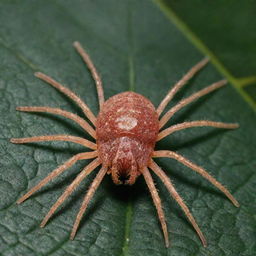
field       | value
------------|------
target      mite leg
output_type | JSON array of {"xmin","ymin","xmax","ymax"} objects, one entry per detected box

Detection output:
[
  {"xmin": 159, "ymin": 80, "xmax": 227, "ymax": 129},
  {"xmin": 70, "ymin": 165, "xmax": 108, "ymax": 239},
  {"xmin": 35, "ymin": 72, "xmax": 96, "ymax": 125},
  {"xmin": 41, "ymin": 158, "xmax": 101, "ymax": 227},
  {"xmin": 16, "ymin": 106, "xmax": 96, "ymax": 139},
  {"xmin": 153, "ymin": 150, "xmax": 239, "ymax": 207},
  {"xmin": 157, "ymin": 58, "xmax": 209, "ymax": 116},
  {"xmin": 17, "ymin": 152, "xmax": 97, "ymax": 204},
  {"xmin": 149, "ymin": 160, "xmax": 207, "ymax": 247},
  {"xmin": 10, "ymin": 135, "xmax": 97, "ymax": 150},
  {"xmin": 158, "ymin": 121, "xmax": 239, "ymax": 141},
  {"xmin": 73, "ymin": 41, "xmax": 105, "ymax": 109},
  {"xmin": 141, "ymin": 167, "xmax": 169, "ymax": 247}
]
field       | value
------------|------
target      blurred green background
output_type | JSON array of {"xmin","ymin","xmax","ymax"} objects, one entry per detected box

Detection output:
[{"xmin": 0, "ymin": 1, "xmax": 255, "ymax": 256}]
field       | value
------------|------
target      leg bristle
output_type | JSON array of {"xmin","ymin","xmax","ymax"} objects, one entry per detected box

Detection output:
[
  {"xmin": 73, "ymin": 41, "xmax": 79, "ymax": 47},
  {"xmin": 34, "ymin": 71, "xmax": 41, "ymax": 77},
  {"xmin": 10, "ymin": 138, "xmax": 18, "ymax": 143}
]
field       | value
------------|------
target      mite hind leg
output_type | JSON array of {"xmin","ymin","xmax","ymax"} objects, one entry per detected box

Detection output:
[
  {"xmin": 153, "ymin": 150, "xmax": 239, "ymax": 207},
  {"xmin": 41, "ymin": 158, "xmax": 101, "ymax": 227},
  {"xmin": 35, "ymin": 72, "xmax": 96, "ymax": 125},
  {"xmin": 149, "ymin": 160, "xmax": 207, "ymax": 247},
  {"xmin": 70, "ymin": 165, "xmax": 108, "ymax": 239},
  {"xmin": 142, "ymin": 167, "xmax": 169, "ymax": 247}
]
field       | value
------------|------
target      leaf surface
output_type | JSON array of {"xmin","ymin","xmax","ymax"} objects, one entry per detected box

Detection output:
[{"xmin": 0, "ymin": 1, "xmax": 255, "ymax": 256}]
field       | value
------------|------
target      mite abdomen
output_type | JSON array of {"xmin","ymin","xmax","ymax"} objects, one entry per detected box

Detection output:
[{"xmin": 97, "ymin": 92, "xmax": 159, "ymax": 141}]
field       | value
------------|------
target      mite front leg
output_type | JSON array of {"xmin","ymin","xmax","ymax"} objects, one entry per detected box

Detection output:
[
  {"xmin": 35, "ymin": 72, "xmax": 97, "ymax": 125},
  {"xmin": 16, "ymin": 106, "xmax": 96, "ymax": 138},
  {"xmin": 73, "ymin": 41, "xmax": 105, "ymax": 109}
]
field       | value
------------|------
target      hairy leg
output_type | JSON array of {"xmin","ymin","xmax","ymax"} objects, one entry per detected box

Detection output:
[
  {"xmin": 159, "ymin": 80, "xmax": 227, "ymax": 129},
  {"xmin": 157, "ymin": 58, "xmax": 209, "ymax": 116},
  {"xmin": 158, "ymin": 121, "xmax": 239, "ymax": 141},
  {"xmin": 153, "ymin": 150, "xmax": 239, "ymax": 207},
  {"xmin": 141, "ymin": 167, "xmax": 169, "ymax": 247},
  {"xmin": 41, "ymin": 158, "xmax": 101, "ymax": 227},
  {"xmin": 17, "ymin": 151, "xmax": 98, "ymax": 204},
  {"xmin": 70, "ymin": 165, "xmax": 108, "ymax": 239},
  {"xmin": 16, "ymin": 106, "xmax": 96, "ymax": 139},
  {"xmin": 73, "ymin": 41, "xmax": 105, "ymax": 109},
  {"xmin": 35, "ymin": 72, "xmax": 97, "ymax": 125},
  {"xmin": 11, "ymin": 135, "xmax": 97, "ymax": 150},
  {"xmin": 149, "ymin": 160, "xmax": 207, "ymax": 247}
]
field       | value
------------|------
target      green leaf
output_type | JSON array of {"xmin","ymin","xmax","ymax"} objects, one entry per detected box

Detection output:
[
  {"xmin": 0, "ymin": 1, "xmax": 255, "ymax": 256},
  {"xmin": 154, "ymin": 0, "xmax": 256, "ymax": 110}
]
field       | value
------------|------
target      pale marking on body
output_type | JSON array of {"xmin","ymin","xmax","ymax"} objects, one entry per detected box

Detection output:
[{"xmin": 115, "ymin": 115, "xmax": 138, "ymax": 130}]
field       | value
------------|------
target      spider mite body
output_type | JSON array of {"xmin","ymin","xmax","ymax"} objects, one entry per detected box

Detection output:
[
  {"xmin": 97, "ymin": 92, "xmax": 159, "ymax": 185},
  {"xmin": 11, "ymin": 41, "xmax": 240, "ymax": 248}
]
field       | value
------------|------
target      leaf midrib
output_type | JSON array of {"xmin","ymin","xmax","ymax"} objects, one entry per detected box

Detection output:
[
  {"xmin": 121, "ymin": 5, "xmax": 136, "ymax": 255},
  {"xmin": 152, "ymin": 0, "xmax": 256, "ymax": 112}
]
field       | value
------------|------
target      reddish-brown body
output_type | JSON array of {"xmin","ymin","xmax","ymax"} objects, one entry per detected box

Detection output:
[{"xmin": 96, "ymin": 92, "xmax": 159, "ymax": 184}]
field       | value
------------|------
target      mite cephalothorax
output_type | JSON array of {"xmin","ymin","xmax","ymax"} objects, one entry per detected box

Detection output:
[{"xmin": 11, "ymin": 42, "xmax": 239, "ymax": 247}]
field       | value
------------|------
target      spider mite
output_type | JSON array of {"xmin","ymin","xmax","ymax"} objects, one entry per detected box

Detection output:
[{"xmin": 11, "ymin": 41, "xmax": 240, "ymax": 247}]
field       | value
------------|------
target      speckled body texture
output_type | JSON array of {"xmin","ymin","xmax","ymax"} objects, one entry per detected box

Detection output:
[{"xmin": 96, "ymin": 92, "xmax": 159, "ymax": 184}]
